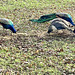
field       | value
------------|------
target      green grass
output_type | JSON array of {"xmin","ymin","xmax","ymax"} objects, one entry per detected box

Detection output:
[
  {"xmin": 0, "ymin": 0, "xmax": 75, "ymax": 75},
  {"xmin": 0, "ymin": 0, "xmax": 75, "ymax": 11}
]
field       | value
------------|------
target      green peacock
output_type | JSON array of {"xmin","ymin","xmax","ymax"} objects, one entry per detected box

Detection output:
[{"xmin": 29, "ymin": 13, "xmax": 75, "ymax": 26}]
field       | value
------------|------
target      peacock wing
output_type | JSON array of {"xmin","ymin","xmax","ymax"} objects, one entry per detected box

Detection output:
[
  {"xmin": 56, "ymin": 13, "xmax": 71, "ymax": 18},
  {"xmin": 0, "ymin": 18, "xmax": 13, "ymax": 25}
]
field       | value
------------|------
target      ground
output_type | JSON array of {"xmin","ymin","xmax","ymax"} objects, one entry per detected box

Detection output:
[{"xmin": 0, "ymin": 0, "xmax": 75, "ymax": 75}]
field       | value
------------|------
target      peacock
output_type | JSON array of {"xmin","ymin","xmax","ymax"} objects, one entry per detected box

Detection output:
[
  {"xmin": 47, "ymin": 18, "xmax": 75, "ymax": 33},
  {"xmin": 29, "ymin": 13, "xmax": 75, "ymax": 26},
  {"xmin": 0, "ymin": 18, "xmax": 16, "ymax": 33}
]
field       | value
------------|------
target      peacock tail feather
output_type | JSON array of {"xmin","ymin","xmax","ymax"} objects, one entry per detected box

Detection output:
[{"xmin": 29, "ymin": 13, "xmax": 57, "ymax": 23}]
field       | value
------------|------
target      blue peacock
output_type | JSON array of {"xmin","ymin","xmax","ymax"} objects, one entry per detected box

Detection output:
[
  {"xmin": 29, "ymin": 13, "xmax": 75, "ymax": 26},
  {"xmin": 0, "ymin": 18, "xmax": 16, "ymax": 33}
]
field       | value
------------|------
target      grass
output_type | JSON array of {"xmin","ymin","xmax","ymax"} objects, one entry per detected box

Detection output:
[
  {"xmin": 0, "ymin": 0, "xmax": 75, "ymax": 11},
  {"xmin": 0, "ymin": 0, "xmax": 75, "ymax": 75}
]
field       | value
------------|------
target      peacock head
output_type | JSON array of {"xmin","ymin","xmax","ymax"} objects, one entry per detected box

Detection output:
[{"xmin": 9, "ymin": 25, "xmax": 16, "ymax": 33}]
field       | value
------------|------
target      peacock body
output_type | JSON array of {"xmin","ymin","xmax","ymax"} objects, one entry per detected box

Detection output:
[
  {"xmin": 0, "ymin": 18, "xmax": 16, "ymax": 33},
  {"xmin": 56, "ymin": 13, "xmax": 75, "ymax": 25},
  {"xmin": 47, "ymin": 18, "xmax": 75, "ymax": 33}
]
